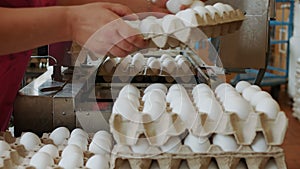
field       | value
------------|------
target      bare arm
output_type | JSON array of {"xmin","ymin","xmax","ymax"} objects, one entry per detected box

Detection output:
[
  {"xmin": 57, "ymin": 0, "xmax": 169, "ymax": 13},
  {"xmin": 0, "ymin": 2, "xmax": 148, "ymax": 56},
  {"xmin": 0, "ymin": 6, "xmax": 71, "ymax": 55}
]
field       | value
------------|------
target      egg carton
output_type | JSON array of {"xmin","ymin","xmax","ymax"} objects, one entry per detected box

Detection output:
[
  {"xmin": 110, "ymin": 144, "xmax": 286, "ymax": 169},
  {"xmin": 109, "ymin": 101, "xmax": 288, "ymax": 146},
  {"xmin": 0, "ymin": 131, "xmax": 104, "ymax": 169}
]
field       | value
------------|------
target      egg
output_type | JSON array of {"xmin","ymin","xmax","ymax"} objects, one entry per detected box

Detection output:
[
  {"xmin": 38, "ymin": 144, "xmax": 59, "ymax": 158},
  {"xmin": 251, "ymin": 133, "xmax": 268, "ymax": 152},
  {"xmin": 144, "ymin": 83, "xmax": 168, "ymax": 94},
  {"xmin": 180, "ymin": 0, "xmax": 193, "ymax": 5},
  {"xmin": 172, "ymin": 99, "xmax": 198, "ymax": 129},
  {"xmin": 118, "ymin": 93, "xmax": 140, "ymax": 107},
  {"xmin": 255, "ymin": 98, "xmax": 280, "ymax": 119},
  {"xmin": 205, "ymin": 5, "xmax": 220, "ymax": 19},
  {"xmin": 242, "ymin": 85, "xmax": 261, "ymax": 101},
  {"xmin": 93, "ymin": 130, "xmax": 113, "ymax": 144},
  {"xmin": 166, "ymin": 0, "xmax": 181, "ymax": 13},
  {"xmin": 213, "ymin": 3, "xmax": 230, "ymax": 16},
  {"xmin": 61, "ymin": 144, "xmax": 83, "ymax": 159},
  {"xmin": 119, "ymin": 84, "xmax": 140, "ymax": 98},
  {"xmin": 147, "ymin": 57, "xmax": 156, "ymax": 65},
  {"xmin": 20, "ymin": 132, "xmax": 41, "ymax": 151},
  {"xmin": 113, "ymin": 97, "xmax": 140, "ymax": 122},
  {"xmin": 29, "ymin": 152, "xmax": 54, "ymax": 169},
  {"xmin": 68, "ymin": 135, "xmax": 88, "ymax": 151},
  {"xmin": 89, "ymin": 139, "xmax": 112, "ymax": 155},
  {"xmin": 117, "ymin": 55, "xmax": 131, "ymax": 71},
  {"xmin": 215, "ymin": 83, "xmax": 234, "ymax": 96},
  {"xmin": 265, "ymin": 159, "xmax": 278, "ymax": 169},
  {"xmin": 131, "ymin": 53, "xmax": 145, "ymax": 72},
  {"xmin": 175, "ymin": 54, "xmax": 184, "ymax": 62},
  {"xmin": 177, "ymin": 58, "xmax": 191, "ymax": 73},
  {"xmin": 162, "ymin": 58, "xmax": 177, "ymax": 74},
  {"xmin": 70, "ymin": 128, "xmax": 89, "ymax": 139},
  {"xmin": 140, "ymin": 17, "xmax": 162, "ymax": 36},
  {"xmin": 148, "ymin": 59, "xmax": 161, "ymax": 73},
  {"xmin": 190, "ymin": 0, "xmax": 205, "ymax": 8},
  {"xmin": 223, "ymin": 97, "xmax": 253, "ymax": 120},
  {"xmin": 196, "ymin": 97, "xmax": 223, "ymax": 120},
  {"xmin": 49, "ymin": 126, "xmax": 70, "ymax": 145},
  {"xmin": 250, "ymin": 91, "xmax": 272, "ymax": 107},
  {"xmin": 143, "ymin": 100, "xmax": 166, "ymax": 120},
  {"xmin": 184, "ymin": 134, "xmax": 211, "ymax": 153},
  {"xmin": 0, "ymin": 141, "xmax": 10, "ymax": 156},
  {"xmin": 167, "ymin": 89, "xmax": 189, "ymax": 104},
  {"xmin": 224, "ymin": 4, "xmax": 234, "ymax": 12},
  {"xmin": 58, "ymin": 153, "xmax": 84, "ymax": 169},
  {"xmin": 91, "ymin": 137, "xmax": 113, "ymax": 151},
  {"xmin": 212, "ymin": 134, "xmax": 238, "ymax": 152},
  {"xmin": 160, "ymin": 54, "xmax": 172, "ymax": 63},
  {"xmin": 193, "ymin": 6, "xmax": 210, "ymax": 23},
  {"xmin": 169, "ymin": 84, "xmax": 186, "ymax": 92},
  {"xmin": 176, "ymin": 9, "xmax": 199, "ymax": 27},
  {"xmin": 192, "ymin": 83, "xmax": 213, "ymax": 95},
  {"xmin": 85, "ymin": 154, "xmax": 110, "ymax": 169},
  {"xmin": 160, "ymin": 136, "xmax": 181, "ymax": 153},
  {"xmin": 162, "ymin": 15, "xmax": 185, "ymax": 34},
  {"xmin": 219, "ymin": 90, "xmax": 241, "ymax": 104},
  {"xmin": 130, "ymin": 138, "xmax": 150, "ymax": 154},
  {"xmin": 235, "ymin": 81, "xmax": 251, "ymax": 93}
]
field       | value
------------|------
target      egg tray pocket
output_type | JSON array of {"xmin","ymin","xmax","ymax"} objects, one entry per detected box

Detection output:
[
  {"xmin": 109, "ymin": 103, "xmax": 288, "ymax": 147},
  {"xmin": 110, "ymin": 144, "xmax": 286, "ymax": 169}
]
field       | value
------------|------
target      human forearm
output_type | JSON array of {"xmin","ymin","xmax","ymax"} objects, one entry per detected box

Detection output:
[{"xmin": 0, "ymin": 7, "xmax": 71, "ymax": 55}]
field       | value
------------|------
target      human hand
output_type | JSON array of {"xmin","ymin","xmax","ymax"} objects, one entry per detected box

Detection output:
[{"xmin": 66, "ymin": 2, "xmax": 148, "ymax": 57}]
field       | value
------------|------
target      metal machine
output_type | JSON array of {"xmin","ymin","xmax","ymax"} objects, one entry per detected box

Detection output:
[{"xmin": 13, "ymin": 0, "xmax": 274, "ymax": 136}]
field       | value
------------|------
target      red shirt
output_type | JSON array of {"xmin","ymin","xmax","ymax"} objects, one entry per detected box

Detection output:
[{"xmin": 0, "ymin": 0, "xmax": 56, "ymax": 131}]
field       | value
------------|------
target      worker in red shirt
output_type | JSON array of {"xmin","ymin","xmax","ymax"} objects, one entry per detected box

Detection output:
[{"xmin": 0, "ymin": 0, "xmax": 169, "ymax": 131}]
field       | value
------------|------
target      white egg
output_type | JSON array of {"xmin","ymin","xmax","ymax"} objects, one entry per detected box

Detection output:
[
  {"xmin": 70, "ymin": 128, "xmax": 89, "ymax": 139},
  {"xmin": 131, "ymin": 53, "xmax": 145, "ymax": 72},
  {"xmin": 223, "ymin": 97, "xmax": 252, "ymax": 120},
  {"xmin": 61, "ymin": 144, "xmax": 83, "ymax": 159},
  {"xmin": 91, "ymin": 137, "xmax": 113, "ymax": 151},
  {"xmin": 235, "ymin": 81, "xmax": 251, "ymax": 93},
  {"xmin": 162, "ymin": 15, "xmax": 185, "ymax": 34},
  {"xmin": 140, "ymin": 18, "xmax": 162, "ymax": 36},
  {"xmin": 215, "ymin": 83, "xmax": 234, "ymax": 96},
  {"xmin": 176, "ymin": 9, "xmax": 199, "ymax": 27},
  {"xmin": 169, "ymin": 84, "xmax": 186, "ymax": 92},
  {"xmin": 192, "ymin": 83, "xmax": 213, "ymax": 95},
  {"xmin": 103, "ymin": 57, "xmax": 116, "ymax": 73},
  {"xmin": 190, "ymin": 0, "xmax": 205, "ymax": 8},
  {"xmin": 193, "ymin": 91, "xmax": 215, "ymax": 104},
  {"xmin": 196, "ymin": 97, "xmax": 223, "ymax": 120},
  {"xmin": 89, "ymin": 140, "xmax": 112, "ymax": 155},
  {"xmin": 144, "ymin": 83, "xmax": 168, "ymax": 94},
  {"xmin": 119, "ymin": 84, "xmax": 140, "ymax": 98},
  {"xmin": 219, "ymin": 90, "xmax": 241, "ymax": 104},
  {"xmin": 30, "ymin": 152, "xmax": 54, "ymax": 169},
  {"xmin": 93, "ymin": 130, "xmax": 113, "ymax": 144},
  {"xmin": 147, "ymin": 57, "xmax": 156, "ymax": 65},
  {"xmin": 118, "ymin": 93, "xmax": 140, "ymax": 107},
  {"xmin": 112, "ymin": 97, "xmax": 140, "ymax": 121},
  {"xmin": 255, "ymin": 98, "xmax": 280, "ymax": 119},
  {"xmin": 160, "ymin": 54, "xmax": 172, "ymax": 63},
  {"xmin": 242, "ymin": 85, "xmax": 262, "ymax": 101},
  {"xmin": 20, "ymin": 132, "xmax": 41, "ymax": 151},
  {"xmin": 162, "ymin": 58, "xmax": 177, "ymax": 74},
  {"xmin": 177, "ymin": 58, "xmax": 191, "ymax": 73},
  {"xmin": 130, "ymin": 138, "xmax": 150, "ymax": 154},
  {"xmin": 184, "ymin": 134, "xmax": 211, "ymax": 153},
  {"xmin": 143, "ymin": 100, "xmax": 166, "ymax": 120},
  {"xmin": 175, "ymin": 54, "xmax": 184, "ymax": 62},
  {"xmin": 167, "ymin": 90, "xmax": 189, "ymax": 104},
  {"xmin": 58, "ymin": 153, "xmax": 83, "ymax": 169},
  {"xmin": 172, "ymin": 99, "xmax": 198, "ymax": 129},
  {"xmin": 38, "ymin": 144, "xmax": 59, "ymax": 158},
  {"xmin": 68, "ymin": 135, "xmax": 88, "ymax": 151},
  {"xmin": 148, "ymin": 59, "xmax": 161, "ymax": 72},
  {"xmin": 193, "ymin": 6, "xmax": 210, "ymax": 23},
  {"xmin": 143, "ymin": 89, "xmax": 166, "ymax": 101},
  {"xmin": 160, "ymin": 136, "xmax": 181, "ymax": 153},
  {"xmin": 49, "ymin": 126, "xmax": 70, "ymax": 145},
  {"xmin": 251, "ymin": 133, "xmax": 268, "ymax": 152},
  {"xmin": 180, "ymin": 0, "xmax": 193, "ymax": 5},
  {"xmin": 213, "ymin": 3, "xmax": 229, "ymax": 15},
  {"xmin": 250, "ymin": 91, "xmax": 272, "ymax": 107},
  {"xmin": 224, "ymin": 4, "xmax": 234, "ymax": 11},
  {"xmin": 265, "ymin": 159, "xmax": 278, "ymax": 169},
  {"xmin": 0, "ymin": 141, "xmax": 10, "ymax": 155},
  {"xmin": 212, "ymin": 134, "xmax": 238, "ymax": 152},
  {"xmin": 166, "ymin": 0, "xmax": 181, "ymax": 13},
  {"xmin": 86, "ymin": 154, "xmax": 110, "ymax": 169},
  {"xmin": 205, "ymin": 5, "xmax": 220, "ymax": 19}
]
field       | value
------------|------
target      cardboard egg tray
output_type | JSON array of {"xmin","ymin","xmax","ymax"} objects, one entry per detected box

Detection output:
[
  {"xmin": 143, "ymin": 9, "xmax": 245, "ymax": 49},
  {"xmin": 0, "ymin": 132, "xmax": 104, "ymax": 169},
  {"xmin": 109, "ymin": 85, "xmax": 288, "ymax": 146},
  {"xmin": 97, "ymin": 58, "xmax": 197, "ymax": 83},
  {"xmin": 110, "ymin": 144, "xmax": 287, "ymax": 169}
]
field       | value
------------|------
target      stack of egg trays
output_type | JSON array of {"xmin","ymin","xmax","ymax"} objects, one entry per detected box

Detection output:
[
  {"xmin": 0, "ymin": 131, "xmax": 94, "ymax": 169},
  {"xmin": 109, "ymin": 84, "xmax": 288, "ymax": 169},
  {"xmin": 292, "ymin": 59, "xmax": 300, "ymax": 120},
  {"xmin": 110, "ymin": 144, "xmax": 286, "ymax": 169},
  {"xmin": 144, "ymin": 9, "xmax": 245, "ymax": 49}
]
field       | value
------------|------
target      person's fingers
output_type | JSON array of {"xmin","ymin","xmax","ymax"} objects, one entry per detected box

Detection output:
[
  {"xmin": 109, "ymin": 45, "xmax": 130, "ymax": 57},
  {"xmin": 103, "ymin": 3, "xmax": 138, "ymax": 20},
  {"xmin": 152, "ymin": 0, "xmax": 168, "ymax": 8},
  {"xmin": 180, "ymin": 5, "xmax": 189, "ymax": 10},
  {"xmin": 152, "ymin": 7, "xmax": 170, "ymax": 14},
  {"xmin": 115, "ymin": 38, "xmax": 138, "ymax": 53}
]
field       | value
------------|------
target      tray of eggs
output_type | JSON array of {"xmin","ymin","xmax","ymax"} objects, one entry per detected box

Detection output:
[
  {"xmin": 0, "ymin": 128, "xmax": 114, "ymax": 169},
  {"xmin": 97, "ymin": 52, "xmax": 199, "ymax": 83},
  {"xmin": 109, "ymin": 82, "xmax": 288, "ymax": 147},
  {"xmin": 126, "ymin": 2, "xmax": 245, "ymax": 49}
]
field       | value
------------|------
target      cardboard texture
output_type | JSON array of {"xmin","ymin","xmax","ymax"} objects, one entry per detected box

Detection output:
[{"xmin": 110, "ymin": 84, "xmax": 288, "ymax": 146}]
